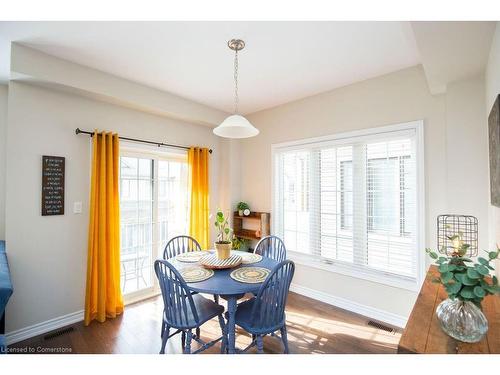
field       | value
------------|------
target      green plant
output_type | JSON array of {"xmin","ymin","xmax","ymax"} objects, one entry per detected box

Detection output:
[
  {"xmin": 214, "ymin": 210, "xmax": 232, "ymax": 244},
  {"xmin": 236, "ymin": 201, "xmax": 250, "ymax": 211},
  {"xmin": 426, "ymin": 233, "xmax": 499, "ymax": 306},
  {"xmin": 232, "ymin": 236, "xmax": 247, "ymax": 250}
]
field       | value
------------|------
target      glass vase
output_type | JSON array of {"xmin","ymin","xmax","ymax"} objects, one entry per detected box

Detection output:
[{"xmin": 436, "ymin": 298, "xmax": 488, "ymax": 343}]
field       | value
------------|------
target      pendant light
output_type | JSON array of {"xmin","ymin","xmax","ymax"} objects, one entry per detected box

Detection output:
[{"xmin": 213, "ymin": 39, "xmax": 259, "ymax": 139}]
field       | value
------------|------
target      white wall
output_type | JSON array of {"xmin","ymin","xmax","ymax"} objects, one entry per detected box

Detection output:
[
  {"xmin": 485, "ymin": 21, "xmax": 500, "ymax": 276},
  {"xmin": 239, "ymin": 65, "xmax": 490, "ymax": 318},
  {"xmin": 0, "ymin": 84, "xmax": 7, "ymax": 240},
  {"xmin": 445, "ymin": 75, "xmax": 490, "ymax": 250},
  {"xmin": 5, "ymin": 81, "xmax": 222, "ymax": 333}
]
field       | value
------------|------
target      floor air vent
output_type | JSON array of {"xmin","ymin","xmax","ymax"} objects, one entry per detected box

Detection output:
[
  {"xmin": 367, "ymin": 320, "xmax": 394, "ymax": 333},
  {"xmin": 43, "ymin": 326, "xmax": 75, "ymax": 340}
]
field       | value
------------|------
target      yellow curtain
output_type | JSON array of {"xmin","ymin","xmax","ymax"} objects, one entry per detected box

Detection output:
[
  {"xmin": 188, "ymin": 147, "xmax": 210, "ymax": 249},
  {"xmin": 84, "ymin": 131, "xmax": 123, "ymax": 326}
]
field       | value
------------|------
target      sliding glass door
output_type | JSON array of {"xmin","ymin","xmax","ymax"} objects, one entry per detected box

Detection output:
[{"xmin": 119, "ymin": 150, "xmax": 188, "ymax": 300}]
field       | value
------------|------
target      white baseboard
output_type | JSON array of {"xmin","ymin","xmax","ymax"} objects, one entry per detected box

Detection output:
[
  {"xmin": 5, "ymin": 310, "xmax": 84, "ymax": 345},
  {"xmin": 4, "ymin": 286, "xmax": 407, "ymax": 345},
  {"xmin": 290, "ymin": 283, "xmax": 408, "ymax": 328}
]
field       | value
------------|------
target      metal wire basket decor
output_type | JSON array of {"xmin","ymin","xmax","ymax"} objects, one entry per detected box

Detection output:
[{"xmin": 437, "ymin": 214, "xmax": 478, "ymax": 257}]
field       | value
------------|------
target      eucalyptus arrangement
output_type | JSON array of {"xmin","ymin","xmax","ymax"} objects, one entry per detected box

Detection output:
[
  {"xmin": 425, "ymin": 232, "xmax": 499, "ymax": 342},
  {"xmin": 214, "ymin": 210, "xmax": 232, "ymax": 260},
  {"xmin": 425, "ymin": 234, "xmax": 499, "ymax": 305}
]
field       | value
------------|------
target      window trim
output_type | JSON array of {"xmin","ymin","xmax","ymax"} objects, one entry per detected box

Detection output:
[{"xmin": 271, "ymin": 120, "xmax": 425, "ymax": 292}]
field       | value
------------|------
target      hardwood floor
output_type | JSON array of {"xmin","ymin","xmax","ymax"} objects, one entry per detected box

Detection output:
[{"xmin": 9, "ymin": 292, "xmax": 401, "ymax": 354}]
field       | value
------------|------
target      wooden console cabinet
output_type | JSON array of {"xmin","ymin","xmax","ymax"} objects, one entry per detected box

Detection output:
[
  {"xmin": 398, "ymin": 265, "xmax": 499, "ymax": 354},
  {"xmin": 233, "ymin": 211, "xmax": 270, "ymax": 241}
]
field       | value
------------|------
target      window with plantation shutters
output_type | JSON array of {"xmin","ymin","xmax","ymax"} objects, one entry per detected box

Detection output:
[{"xmin": 272, "ymin": 122, "xmax": 424, "ymax": 287}]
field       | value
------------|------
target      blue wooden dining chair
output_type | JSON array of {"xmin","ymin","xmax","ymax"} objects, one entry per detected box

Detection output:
[
  {"xmin": 154, "ymin": 259, "xmax": 227, "ymax": 354},
  {"xmin": 163, "ymin": 235, "xmax": 202, "ymax": 260},
  {"xmin": 228, "ymin": 260, "xmax": 295, "ymax": 354},
  {"xmin": 161, "ymin": 235, "xmax": 204, "ymax": 338},
  {"xmin": 254, "ymin": 235, "xmax": 287, "ymax": 262}
]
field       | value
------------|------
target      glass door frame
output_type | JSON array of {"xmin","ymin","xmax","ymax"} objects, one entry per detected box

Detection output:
[{"xmin": 119, "ymin": 146, "xmax": 188, "ymax": 305}]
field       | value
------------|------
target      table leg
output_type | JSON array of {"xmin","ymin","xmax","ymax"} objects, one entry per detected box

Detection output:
[{"xmin": 226, "ymin": 296, "xmax": 237, "ymax": 354}]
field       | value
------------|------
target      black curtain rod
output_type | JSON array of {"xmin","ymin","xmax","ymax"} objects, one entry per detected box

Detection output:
[{"xmin": 75, "ymin": 128, "xmax": 213, "ymax": 154}]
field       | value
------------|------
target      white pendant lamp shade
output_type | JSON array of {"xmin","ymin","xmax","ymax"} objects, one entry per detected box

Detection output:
[
  {"xmin": 213, "ymin": 114, "xmax": 259, "ymax": 138},
  {"xmin": 213, "ymin": 39, "xmax": 259, "ymax": 139}
]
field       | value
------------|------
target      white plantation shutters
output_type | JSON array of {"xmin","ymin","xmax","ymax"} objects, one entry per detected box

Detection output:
[{"xmin": 273, "ymin": 124, "xmax": 420, "ymax": 281}]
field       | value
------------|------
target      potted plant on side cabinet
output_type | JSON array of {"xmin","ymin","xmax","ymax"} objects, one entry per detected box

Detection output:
[
  {"xmin": 426, "ymin": 234, "xmax": 499, "ymax": 343},
  {"xmin": 237, "ymin": 201, "xmax": 250, "ymax": 216},
  {"xmin": 214, "ymin": 210, "xmax": 232, "ymax": 260},
  {"xmin": 232, "ymin": 235, "xmax": 248, "ymax": 251}
]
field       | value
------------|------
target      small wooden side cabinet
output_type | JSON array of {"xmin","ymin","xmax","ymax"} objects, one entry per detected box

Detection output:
[
  {"xmin": 398, "ymin": 265, "xmax": 499, "ymax": 354},
  {"xmin": 233, "ymin": 211, "xmax": 270, "ymax": 241}
]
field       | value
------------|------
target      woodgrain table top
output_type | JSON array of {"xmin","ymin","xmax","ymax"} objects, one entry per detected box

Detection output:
[{"xmin": 398, "ymin": 265, "xmax": 499, "ymax": 354}]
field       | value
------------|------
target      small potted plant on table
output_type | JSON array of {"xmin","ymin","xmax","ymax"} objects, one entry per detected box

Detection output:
[
  {"xmin": 426, "ymin": 233, "xmax": 499, "ymax": 343},
  {"xmin": 214, "ymin": 210, "xmax": 232, "ymax": 260}
]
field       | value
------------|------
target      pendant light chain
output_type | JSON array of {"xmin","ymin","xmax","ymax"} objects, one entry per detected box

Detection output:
[{"xmin": 234, "ymin": 49, "xmax": 239, "ymax": 114}]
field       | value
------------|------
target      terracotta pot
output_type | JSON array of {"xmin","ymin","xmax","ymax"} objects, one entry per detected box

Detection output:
[{"xmin": 215, "ymin": 242, "xmax": 231, "ymax": 260}]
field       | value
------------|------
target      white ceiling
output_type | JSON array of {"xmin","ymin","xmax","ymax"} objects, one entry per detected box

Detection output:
[{"xmin": 0, "ymin": 21, "xmax": 421, "ymax": 114}]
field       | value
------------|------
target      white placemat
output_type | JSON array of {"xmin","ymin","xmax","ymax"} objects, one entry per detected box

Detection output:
[
  {"xmin": 175, "ymin": 251, "xmax": 205, "ymax": 263},
  {"xmin": 239, "ymin": 252, "xmax": 263, "ymax": 265},
  {"xmin": 179, "ymin": 266, "xmax": 214, "ymax": 283},
  {"xmin": 230, "ymin": 267, "xmax": 270, "ymax": 284}
]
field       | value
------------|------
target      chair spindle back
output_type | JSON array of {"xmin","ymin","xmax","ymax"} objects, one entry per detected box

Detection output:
[
  {"xmin": 163, "ymin": 235, "xmax": 202, "ymax": 260},
  {"xmin": 154, "ymin": 260, "xmax": 199, "ymax": 328},
  {"xmin": 251, "ymin": 260, "xmax": 295, "ymax": 331},
  {"xmin": 254, "ymin": 235, "xmax": 286, "ymax": 262}
]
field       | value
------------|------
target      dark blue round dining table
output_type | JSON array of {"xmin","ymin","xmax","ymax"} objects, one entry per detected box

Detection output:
[{"xmin": 168, "ymin": 250, "xmax": 278, "ymax": 354}]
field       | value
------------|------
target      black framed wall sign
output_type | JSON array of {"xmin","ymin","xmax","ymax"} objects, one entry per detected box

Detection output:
[{"xmin": 41, "ymin": 155, "xmax": 65, "ymax": 216}]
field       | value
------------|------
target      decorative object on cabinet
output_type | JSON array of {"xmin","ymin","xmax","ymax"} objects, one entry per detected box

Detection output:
[
  {"xmin": 425, "ymin": 240, "xmax": 499, "ymax": 343},
  {"xmin": 236, "ymin": 201, "xmax": 250, "ymax": 217},
  {"xmin": 437, "ymin": 215, "xmax": 478, "ymax": 257}
]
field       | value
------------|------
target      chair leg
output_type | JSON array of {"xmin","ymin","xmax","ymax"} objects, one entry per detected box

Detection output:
[
  {"xmin": 256, "ymin": 335, "xmax": 264, "ymax": 354},
  {"xmin": 214, "ymin": 294, "xmax": 219, "ymax": 304},
  {"xmin": 280, "ymin": 325, "xmax": 290, "ymax": 354},
  {"xmin": 217, "ymin": 313, "xmax": 227, "ymax": 354},
  {"xmin": 184, "ymin": 330, "xmax": 193, "ymax": 354},
  {"xmin": 160, "ymin": 325, "xmax": 170, "ymax": 354},
  {"xmin": 160, "ymin": 316, "xmax": 165, "ymax": 338},
  {"xmin": 196, "ymin": 327, "xmax": 201, "ymax": 340},
  {"xmin": 181, "ymin": 331, "xmax": 186, "ymax": 351}
]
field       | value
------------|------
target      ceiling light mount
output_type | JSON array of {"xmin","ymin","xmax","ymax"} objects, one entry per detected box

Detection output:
[{"xmin": 228, "ymin": 39, "xmax": 245, "ymax": 52}]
